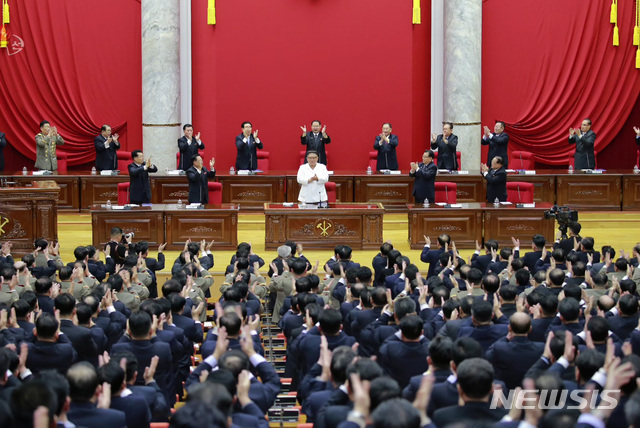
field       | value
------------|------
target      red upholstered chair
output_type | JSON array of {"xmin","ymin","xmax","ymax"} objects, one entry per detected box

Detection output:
[
  {"xmin": 117, "ymin": 182, "xmax": 130, "ymax": 205},
  {"xmin": 56, "ymin": 152, "xmax": 68, "ymax": 173},
  {"xmin": 636, "ymin": 150, "xmax": 639, "ymax": 167},
  {"xmin": 434, "ymin": 182, "xmax": 457, "ymax": 204},
  {"xmin": 506, "ymin": 182, "xmax": 534, "ymax": 203},
  {"xmin": 369, "ymin": 151, "xmax": 378, "ymax": 170},
  {"xmin": 300, "ymin": 150, "xmax": 329, "ymax": 165},
  {"xmin": 432, "ymin": 151, "xmax": 462, "ymax": 170},
  {"xmin": 207, "ymin": 182, "xmax": 222, "ymax": 204},
  {"xmin": 325, "ymin": 181, "xmax": 337, "ymax": 203},
  {"xmin": 150, "ymin": 423, "xmax": 170, "ymax": 428},
  {"xmin": 116, "ymin": 151, "xmax": 131, "ymax": 171},
  {"xmin": 257, "ymin": 151, "xmax": 269, "ymax": 172},
  {"xmin": 510, "ymin": 151, "xmax": 535, "ymax": 170},
  {"xmin": 176, "ymin": 152, "xmax": 181, "ymax": 169}
]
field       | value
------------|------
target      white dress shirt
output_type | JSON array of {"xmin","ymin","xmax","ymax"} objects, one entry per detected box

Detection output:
[{"xmin": 296, "ymin": 162, "xmax": 329, "ymax": 203}]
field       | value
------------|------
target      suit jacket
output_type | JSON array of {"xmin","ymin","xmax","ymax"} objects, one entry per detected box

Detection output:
[
  {"xmin": 484, "ymin": 166, "xmax": 507, "ymax": 202},
  {"xmin": 378, "ymin": 334, "xmax": 430, "ymax": 388},
  {"xmin": 94, "ymin": 134, "xmax": 120, "ymax": 171},
  {"xmin": 172, "ymin": 313, "xmax": 203, "ymax": 352},
  {"xmin": 110, "ymin": 340, "xmax": 174, "ymax": 404},
  {"xmin": 34, "ymin": 133, "xmax": 64, "ymax": 171},
  {"xmin": 482, "ymin": 132, "xmax": 509, "ymax": 167},
  {"xmin": 486, "ymin": 336, "xmax": 544, "ymax": 390},
  {"xmin": 37, "ymin": 295, "xmax": 55, "ymax": 315},
  {"xmin": 130, "ymin": 383, "xmax": 171, "ymax": 422},
  {"xmin": 26, "ymin": 340, "xmax": 77, "ymax": 373},
  {"xmin": 186, "ymin": 165, "xmax": 216, "ymax": 204},
  {"xmin": 457, "ymin": 323, "xmax": 509, "ymax": 352},
  {"xmin": 471, "ymin": 253, "xmax": 493, "ymax": 274},
  {"xmin": 431, "ymin": 134, "xmax": 458, "ymax": 170},
  {"xmin": 0, "ymin": 131, "xmax": 6, "ymax": 171},
  {"xmin": 110, "ymin": 395, "xmax": 151, "ymax": 428},
  {"xmin": 235, "ymin": 134, "xmax": 263, "ymax": 170},
  {"xmin": 373, "ymin": 134, "xmax": 399, "ymax": 170},
  {"xmin": 302, "ymin": 132, "xmax": 331, "ymax": 166},
  {"xmin": 433, "ymin": 402, "xmax": 508, "ymax": 427},
  {"xmin": 410, "ymin": 161, "xmax": 437, "ymax": 203},
  {"xmin": 68, "ymin": 402, "xmax": 127, "ymax": 428},
  {"xmin": 522, "ymin": 250, "xmax": 549, "ymax": 272},
  {"xmin": 177, "ymin": 136, "xmax": 205, "ymax": 170},
  {"xmin": 569, "ymin": 130, "xmax": 596, "ymax": 169},
  {"xmin": 59, "ymin": 319, "xmax": 99, "ymax": 366},
  {"xmin": 420, "ymin": 246, "xmax": 446, "ymax": 278},
  {"xmin": 128, "ymin": 162, "xmax": 157, "ymax": 204}
]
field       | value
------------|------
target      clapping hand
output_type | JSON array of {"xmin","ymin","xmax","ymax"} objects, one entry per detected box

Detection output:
[
  {"xmin": 253, "ymin": 130, "xmax": 259, "ymax": 140},
  {"xmin": 569, "ymin": 127, "xmax": 575, "ymax": 137},
  {"xmin": 210, "ymin": 158, "xmax": 215, "ymax": 169},
  {"xmin": 483, "ymin": 125, "xmax": 491, "ymax": 136},
  {"xmin": 300, "ymin": 125, "xmax": 307, "ymax": 134},
  {"xmin": 634, "ymin": 126, "xmax": 640, "ymax": 136}
]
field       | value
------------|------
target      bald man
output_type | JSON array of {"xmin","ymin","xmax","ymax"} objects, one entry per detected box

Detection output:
[{"xmin": 485, "ymin": 312, "xmax": 544, "ymax": 390}]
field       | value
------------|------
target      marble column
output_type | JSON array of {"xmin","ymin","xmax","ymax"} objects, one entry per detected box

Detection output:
[
  {"xmin": 443, "ymin": 0, "xmax": 482, "ymax": 170},
  {"xmin": 142, "ymin": 0, "xmax": 181, "ymax": 171}
]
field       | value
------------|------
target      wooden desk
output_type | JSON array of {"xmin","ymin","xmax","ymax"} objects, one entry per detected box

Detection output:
[
  {"xmin": 264, "ymin": 203, "xmax": 384, "ymax": 250},
  {"xmin": 0, "ymin": 187, "xmax": 59, "ymax": 256},
  {"xmin": 556, "ymin": 172, "xmax": 621, "ymax": 211},
  {"xmin": 622, "ymin": 173, "xmax": 640, "ymax": 210},
  {"xmin": 407, "ymin": 202, "xmax": 555, "ymax": 249},
  {"xmin": 81, "ymin": 173, "xmax": 129, "ymax": 210},
  {"xmin": 217, "ymin": 172, "xmax": 287, "ymax": 209},
  {"xmin": 90, "ymin": 204, "xmax": 239, "ymax": 250},
  {"xmin": 507, "ymin": 171, "xmax": 556, "ymax": 204},
  {"xmin": 286, "ymin": 174, "xmax": 354, "ymax": 203},
  {"xmin": 408, "ymin": 203, "xmax": 483, "ymax": 249},
  {"xmin": 10, "ymin": 173, "xmax": 80, "ymax": 211},
  {"xmin": 483, "ymin": 202, "xmax": 555, "ymax": 247}
]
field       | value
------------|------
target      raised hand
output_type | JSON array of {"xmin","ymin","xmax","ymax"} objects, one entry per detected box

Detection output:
[
  {"xmin": 253, "ymin": 130, "xmax": 259, "ymax": 140},
  {"xmin": 300, "ymin": 125, "xmax": 307, "ymax": 134}
]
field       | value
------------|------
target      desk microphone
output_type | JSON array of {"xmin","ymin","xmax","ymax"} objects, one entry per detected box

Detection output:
[
  {"xmin": 519, "ymin": 153, "xmax": 523, "ymax": 170},
  {"xmin": 517, "ymin": 185, "xmax": 521, "ymax": 202}
]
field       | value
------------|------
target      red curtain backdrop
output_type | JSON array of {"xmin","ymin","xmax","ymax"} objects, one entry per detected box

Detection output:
[
  {"xmin": 191, "ymin": 0, "xmax": 431, "ymax": 171},
  {"xmin": 0, "ymin": 0, "xmax": 142, "ymax": 170},
  {"xmin": 482, "ymin": 0, "xmax": 640, "ymax": 168}
]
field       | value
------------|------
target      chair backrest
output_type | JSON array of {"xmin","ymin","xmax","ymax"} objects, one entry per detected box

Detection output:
[
  {"xmin": 637, "ymin": 149, "xmax": 639, "ymax": 167},
  {"xmin": 510, "ymin": 151, "xmax": 535, "ymax": 170},
  {"xmin": 150, "ymin": 423, "xmax": 170, "ymax": 428},
  {"xmin": 432, "ymin": 151, "xmax": 462, "ymax": 170},
  {"xmin": 117, "ymin": 151, "xmax": 131, "ymax": 172},
  {"xmin": 325, "ymin": 181, "xmax": 337, "ymax": 203},
  {"xmin": 176, "ymin": 152, "xmax": 181, "ymax": 169},
  {"xmin": 56, "ymin": 152, "xmax": 68, "ymax": 173},
  {"xmin": 506, "ymin": 181, "xmax": 534, "ymax": 203},
  {"xmin": 368, "ymin": 151, "xmax": 378, "ymax": 170},
  {"xmin": 300, "ymin": 150, "xmax": 329, "ymax": 165},
  {"xmin": 207, "ymin": 182, "xmax": 222, "ymax": 204},
  {"xmin": 117, "ymin": 182, "xmax": 130, "ymax": 205},
  {"xmin": 257, "ymin": 150, "xmax": 269, "ymax": 172},
  {"xmin": 434, "ymin": 182, "xmax": 457, "ymax": 204}
]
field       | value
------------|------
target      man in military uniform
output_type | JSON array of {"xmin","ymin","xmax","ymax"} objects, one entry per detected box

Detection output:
[{"xmin": 35, "ymin": 120, "xmax": 65, "ymax": 171}]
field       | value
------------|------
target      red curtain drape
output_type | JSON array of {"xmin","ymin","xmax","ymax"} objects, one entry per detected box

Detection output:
[
  {"xmin": 482, "ymin": 0, "xmax": 640, "ymax": 165},
  {"xmin": 0, "ymin": 0, "xmax": 142, "ymax": 167}
]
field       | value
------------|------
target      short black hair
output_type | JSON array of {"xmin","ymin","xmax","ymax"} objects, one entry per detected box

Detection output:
[
  {"xmin": 558, "ymin": 298, "xmax": 580, "ymax": 322},
  {"xmin": 128, "ymin": 311, "xmax": 152, "ymax": 338},
  {"xmin": 452, "ymin": 337, "xmax": 483, "ymax": 366},
  {"xmin": 372, "ymin": 398, "xmax": 420, "ymax": 428},
  {"xmin": 456, "ymin": 358, "xmax": 494, "ymax": 399},
  {"xmin": 532, "ymin": 234, "xmax": 546, "ymax": 249},
  {"xmin": 471, "ymin": 300, "xmax": 493, "ymax": 323},
  {"xmin": 10, "ymin": 379, "xmax": 57, "ymax": 426},
  {"xmin": 241, "ymin": 121, "xmax": 252, "ymax": 128},
  {"xmin": 131, "ymin": 149, "xmax": 142, "ymax": 160},
  {"xmin": 183, "ymin": 123, "xmax": 193, "ymax": 131},
  {"xmin": 319, "ymin": 309, "xmax": 342, "ymax": 335},
  {"xmin": 54, "ymin": 293, "xmax": 76, "ymax": 316},
  {"xmin": 35, "ymin": 312, "xmax": 59, "ymax": 339},
  {"xmin": 35, "ymin": 277, "xmax": 53, "ymax": 294},
  {"xmin": 428, "ymin": 336, "xmax": 453, "ymax": 368},
  {"xmin": 97, "ymin": 362, "xmax": 125, "ymax": 393},
  {"xmin": 399, "ymin": 315, "xmax": 423, "ymax": 340}
]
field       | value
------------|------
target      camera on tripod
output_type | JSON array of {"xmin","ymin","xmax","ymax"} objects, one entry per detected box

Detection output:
[{"xmin": 544, "ymin": 206, "xmax": 578, "ymax": 238}]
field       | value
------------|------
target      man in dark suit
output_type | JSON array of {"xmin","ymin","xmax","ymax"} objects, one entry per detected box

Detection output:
[
  {"xmin": 420, "ymin": 234, "xmax": 451, "ymax": 278},
  {"xmin": 94, "ymin": 124, "xmax": 120, "ymax": 171},
  {"xmin": 432, "ymin": 358, "xmax": 508, "ymax": 426},
  {"xmin": 235, "ymin": 121, "xmax": 263, "ymax": 170},
  {"xmin": 409, "ymin": 149, "xmax": 437, "ymax": 204},
  {"xmin": 26, "ymin": 312, "xmax": 77, "ymax": 374},
  {"xmin": 67, "ymin": 362, "xmax": 127, "ymax": 428},
  {"xmin": 177, "ymin": 123, "xmax": 205, "ymax": 170},
  {"xmin": 186, "ymin": 154, "xmax": 216, "ymax": 204},
  {"xmin": 554, "ymin": 221, "xmax": 582, "ymax": 257},
  {"xmin": 0, "ymin": 130, "xmax": 7, "ymax": 171},
  {"xmin": 482, "ymin": 156, "xmax": 507, "ymax": 202},
  {"xmin": 456, "ymin": 300, "xmax": 508, "ymax": 352},
  {"xmin": 110, "ymin": 311, "xmax": 174, "ymax": 404},
  {"xmin": 128, "ymin": 150, "xmax": 157, "ymax": 204},
  {"xmin": 568, "ymin": 118, "xmax": 596, "ymax": 169},
  {"xmin": 55, "ymin": 293, "xmax": 99, "ymax": 366},
  {"xmin": 485, "ymin": 312, "xmax": 544, "ymax": 390},
  {"xmin": 481, "ymin": 120, "xmax": 509, "ymax": 168},
  {"xmin": 98, "ymin": 361, "xmax": 152, "ymax": 428},
  {"xmin": 522, "ymin": 234, "xmax": 549, "ymax": 272},
  {"xmin": 430, "ymin": 122, "xmax": 458, "ymax": 170},
  {"xmin": 373, "ymin": 122, "xmax": 399, "ymax": 170},
  {"xmin": 301, "ymin": 120, "xmax": 331, "ymax": 166},
  {"xmin": 471, "ymin": 240, "xmax": 498, "ymax": 274}
]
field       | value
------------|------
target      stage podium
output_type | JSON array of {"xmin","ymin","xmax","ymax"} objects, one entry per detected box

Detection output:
[{"xmin": 0, "ymin": 186, "xmax": 59, "ymax": 256}]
